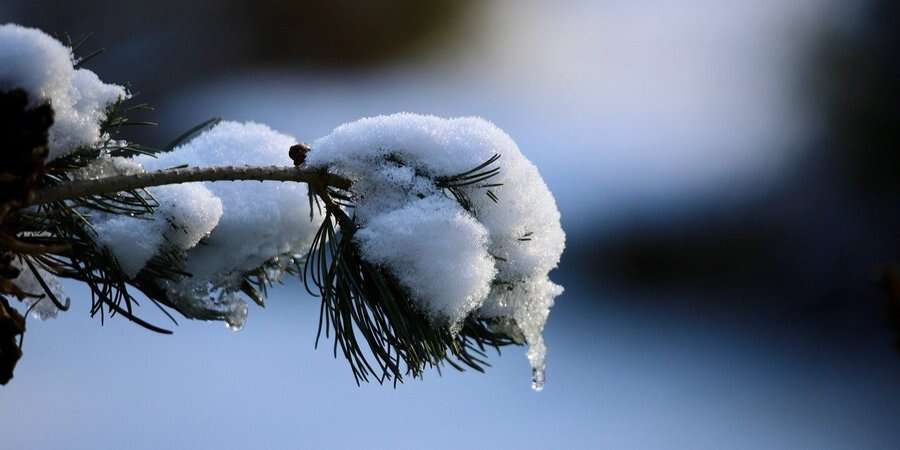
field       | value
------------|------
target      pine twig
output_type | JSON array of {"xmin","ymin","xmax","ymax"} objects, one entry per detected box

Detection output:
[{"xmin": 29, "ymin": 165, "xmax": 352, "ymax": 206}]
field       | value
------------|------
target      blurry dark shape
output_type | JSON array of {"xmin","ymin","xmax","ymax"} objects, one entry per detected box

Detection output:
[
  {"xmin": 242, "ymin": 0, "xmax": 473, "ymax": 67},
  {"xmin": 0, "ymin": 296, "xmax": 25, "ymax": 385},
  {"xmin": 877, "ymin": 264, "xmax": 900, "ymax": 350},
  {"xmin": 816, "ymin": 0, "xmax": 900, "ymax": 196},
  {"xmin": 591, "ymin": 216, "xmax": 779, "ymax": 290},
  {"xmin": 812, "ymin": 0, "xmax": 900, "ymax": 351},
  {"xmin": 555, "ymin": 0, "xmax": 900, "ymax": 360},
  {"xmin": 569, "ymin": 0, "xmax": 900, "ymax": 310},
  {"xmin": 0, "ymin": 88, "xmax": 55, "ymax": 385},
  {"xmin": 0, "ymin": 89, "xmax": 53, "ymax": 214}
]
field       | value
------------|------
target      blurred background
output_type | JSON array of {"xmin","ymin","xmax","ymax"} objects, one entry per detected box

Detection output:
[{"xmin": 3, "ymin": 1, "xmax": 900, "ymax": 448}]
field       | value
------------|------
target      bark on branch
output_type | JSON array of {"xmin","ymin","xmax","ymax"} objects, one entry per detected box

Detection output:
[{"xmin": 28, "ymin": 165, "xmax": 351, "ymax": 206}]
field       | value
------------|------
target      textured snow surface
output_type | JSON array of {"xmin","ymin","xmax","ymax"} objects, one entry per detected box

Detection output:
[
  {"xmin": 91, "ymin": 183, "xmax": 223, "ymax": 278},
  {"xmin": 311, "ymin": 113, "xmax": 565, "ymax": 383},
  {"xmin": 137, "ymin": 121, "xmax": 320, "ymax": 284},
  {"xmin": 83, "ymin": 122, "xmax": 319, "ymax": 329},
  {"xmin": 138, "ymin": 122, "xmax": 319, "ymax": 327},
  {"xmin": 356, "ymin": 196, "xmax": 497, "ymax": 323},
  {"xmin": 0, "ymin": 24, "xmax": 128, "ymax": 159},
  {"xmin": 78, "ymin": 156, "xmax": 223, "ymax": 278}
]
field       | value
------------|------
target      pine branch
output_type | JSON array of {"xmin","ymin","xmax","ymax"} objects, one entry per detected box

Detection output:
[
  {"xmin": 300, "ymin": 155, "xmax": 516, "ymax": 384},
  {"xmin": 0, "ymin": 24, "xmax": 545, "ymax": 387},
  {"xmin": 28, "ymin": 165, "xmax": 352, "ymax": 206}
]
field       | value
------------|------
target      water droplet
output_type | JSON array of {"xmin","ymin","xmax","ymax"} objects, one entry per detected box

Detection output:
[
  {"xmin": 224, "ymin": 302, "xmax": 248, "ymax": 332},
  {"xmin": 531, "ymin": 367, "xmax": 545, "ymax": 392}
]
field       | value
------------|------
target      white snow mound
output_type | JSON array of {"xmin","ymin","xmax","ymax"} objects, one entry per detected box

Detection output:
[
  {"xmin": 311, "ymin": 113, "xmax": 565, "ymax": 386},
  {"xmin": 0, "ymin": 24, "xmax": 129, "ymax": 159}
]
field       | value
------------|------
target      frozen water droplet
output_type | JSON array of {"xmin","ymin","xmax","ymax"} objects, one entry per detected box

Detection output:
[
  {"xmin": 225, "ymin": 302, "xmax": 248, "ymax": 332},
  {"xmin": 531, "ymin": 367, "xmax": 545, "ymax": 392}
]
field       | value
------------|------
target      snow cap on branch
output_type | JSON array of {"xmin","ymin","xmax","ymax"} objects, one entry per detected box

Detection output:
[
  {"xmin": 0, "ymin": 24, "xmax": 128, "ymax": 159},
  {"xmin": 310, "ymin": 113, "xmax": 565, "ymax": 385},
  {"xmin": 86, "ymin": 122, "xmax": 320, "ymax": 329},
  {"xmin": 137, "ymin": 121, "xmax": 321, "ymax": 284},
  {"xmin": 138, "ymin": 122, "xmax": 321, "ymax": 328},
  {"xmin": 90, "ymin": 181, "xmax": 224, "ymax": 278}
]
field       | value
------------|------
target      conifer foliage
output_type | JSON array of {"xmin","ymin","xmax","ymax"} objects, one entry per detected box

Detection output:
[{"xmin": 0, "ymin": 24, "xmax": 565, "ymax": 389}]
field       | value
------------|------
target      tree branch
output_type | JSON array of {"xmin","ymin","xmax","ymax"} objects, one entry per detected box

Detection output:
[{"xmin": 29, "ymin": 165, "xmax": 352, "ymax": 205}]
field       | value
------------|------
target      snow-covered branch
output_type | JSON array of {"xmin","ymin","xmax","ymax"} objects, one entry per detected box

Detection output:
[
  {"xmin": 0, "ymin": 23, "xmax": 565, "ymax": 390},
  {"xmin": 29, "ymin": 165, "xmax": 351, "ymax": 205}
]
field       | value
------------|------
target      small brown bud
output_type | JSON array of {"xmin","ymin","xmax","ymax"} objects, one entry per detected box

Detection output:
[{"xmin": 289, "ymin": 143, "xmax": 311, "ymax": 166}]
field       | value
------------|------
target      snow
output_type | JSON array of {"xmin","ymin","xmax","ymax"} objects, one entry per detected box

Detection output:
[
  {"xmin": 311, "ymin": 113, "xmax": 565, "ymax": 384},
  {"xmin": 0, "ymin": 24, "xmax": 128, "ymax": 159},
  {"xmin": 77, "ymin": 156, "xmax": 223, "ymax": 278},
  {"xmin": 90, "ymin": 183, "xmax": 223, "ymax": 278},
  {"xmin": 138, "ymin": 121, "xmax": 320, "ymax": 284},
  {"xmin": 355, "ymin": 196, "xmax": 496, "ymax": 323},
  {"xmin": 9, "ymin": 257, "xmax": 67, "ymax": 320},
  {"xmin": 3, "ymin": 48, "xmax": 565, "ymax": 379},
  {"xmin": 79, "ymin": 122, "xmax": 319, "ymax": 329},
  {"xmin": 91, "ymin": 216, "xmax": 166, "ymax": 277},
  {"xmin": 135, "ymin": 121, "xmax": 321, "ymax": 327},
  {"xmin": 151, "ymin": 184, "xmax": 224, "ymax": 252},
  {"xmin": 74, "ymin": 154, "xmax": 143, "ymax": 180}
]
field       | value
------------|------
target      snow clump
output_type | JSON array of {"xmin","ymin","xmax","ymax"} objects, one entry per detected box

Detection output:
[
  {"xmin": 309, "ymin": 113, "xmax": 565, "ymax": 389},
  {"xmin": 85, "ymin": 122, "xmax": 320, "ymax": 329},
  {"xmin": 0, "ymin": 24, "xmax": 129, "ymax": 159}
]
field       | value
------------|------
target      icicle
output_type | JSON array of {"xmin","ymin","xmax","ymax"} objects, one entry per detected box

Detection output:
[{"xmin": 531, "ymin": 366, "xmax": 545, "ymax": 392}]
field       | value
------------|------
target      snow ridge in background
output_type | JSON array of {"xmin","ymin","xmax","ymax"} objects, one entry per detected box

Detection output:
[
  {"xmin": 0, "ymin": 24, "xmax": 128, "ymax": 159},
  {"xmin": 311, "ymin": 113, "xmax": 565, "ymax": 386}
]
